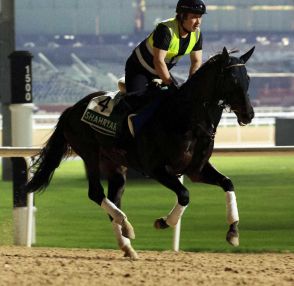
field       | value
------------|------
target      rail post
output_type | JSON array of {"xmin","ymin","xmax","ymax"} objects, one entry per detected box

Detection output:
[
  {"xmin": 9, "ymin": 51, "xmax": 36, "ymax": 246},
  {"xmin": 173, "ymin": 175, "xmax": 184, "ymax": 252}
]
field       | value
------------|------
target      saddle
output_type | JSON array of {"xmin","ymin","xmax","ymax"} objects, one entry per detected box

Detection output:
[
  {"xmin": 118, "ymin": 77, "xmax": 126, "ymax": 94},
  {"xmin": 81, "ymin": 77, "xmax": 166, "ymax": 138}
]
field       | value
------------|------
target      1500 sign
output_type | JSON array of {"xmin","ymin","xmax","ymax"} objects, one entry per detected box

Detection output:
[{"xmin": 25, "ymin": 65, "xmax": 32, "ymax": 101}]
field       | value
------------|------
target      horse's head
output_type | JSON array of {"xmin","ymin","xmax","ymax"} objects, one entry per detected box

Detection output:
[{"xmin": 218, "ymin": 47, "xmax": 255, "ymax": 126}]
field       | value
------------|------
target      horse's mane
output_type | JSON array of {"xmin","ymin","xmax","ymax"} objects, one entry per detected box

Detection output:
[
  {"xmin": 179, "ymin": 48, "xmax": 240, "ymax": 95},
  {"xmin": 153, "ymin": 48, "xmax": 241, "ymax": 134},
  {"xmin": 158, "ymin": 54, "xmax": 222, "ymax": 133},
  {"xmin": 187, "ymin": 48, "xmax": 240, "ymax": 82}
]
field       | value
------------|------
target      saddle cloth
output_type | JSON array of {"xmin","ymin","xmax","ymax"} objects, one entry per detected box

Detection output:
[{"xmin": 81, "ymin": 91, "xmax": 127, "ymax": 137}]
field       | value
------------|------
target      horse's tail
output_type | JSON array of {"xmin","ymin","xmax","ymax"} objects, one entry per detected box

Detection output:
[{"xmin": 25, "ymin": 108, "xmax": 72, "ymax": 193}]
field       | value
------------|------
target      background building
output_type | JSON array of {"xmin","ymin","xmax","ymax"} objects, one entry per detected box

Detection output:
[
  {"xmin": 12, "ymin": 0, "xmax": 294, "ymax": 108},
  {"xmin": 16, "ymin": 0, "xmax": 294, "ymax": 35}
]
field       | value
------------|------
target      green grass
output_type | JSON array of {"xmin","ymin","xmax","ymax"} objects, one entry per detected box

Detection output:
[{"xmin": 0, "ymin": 155, "xmax": 293, "ymax": 252}]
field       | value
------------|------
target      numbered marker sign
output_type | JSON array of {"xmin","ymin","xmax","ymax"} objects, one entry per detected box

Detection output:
[
  {"xmin": 24, "ymin": 65, "xmax": 32, "ymax": 102},
  {"xmin": 9, "ymin": 51, "xmax": 33, "ymax": 103}
]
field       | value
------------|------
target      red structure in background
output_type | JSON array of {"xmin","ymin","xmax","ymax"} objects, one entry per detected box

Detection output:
[{"xmin": 252, "ymin": 76, "xmax": 294, "ymax": 107}]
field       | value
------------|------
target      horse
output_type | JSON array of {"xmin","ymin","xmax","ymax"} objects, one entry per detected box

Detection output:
[{"xmin": 25, "ymin": 47, "xmax": 255, "ymax": 260}]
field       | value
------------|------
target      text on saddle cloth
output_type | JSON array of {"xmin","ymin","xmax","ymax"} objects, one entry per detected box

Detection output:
[{"xmin": 81, "ymin": 91, "xmax": 129, "ymax": 137}]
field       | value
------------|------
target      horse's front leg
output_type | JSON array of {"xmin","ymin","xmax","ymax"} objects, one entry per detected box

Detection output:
[
  {"xmin": 153, "ymin": 167, "xmax": 189, "ymax": 229},
  {"xmin": 106, "ymin": 168, "xmax": 138, "ymax": 260},
  {"xmin": 187, "ymin": 161, "xmax": 239, "ymax": 246}
]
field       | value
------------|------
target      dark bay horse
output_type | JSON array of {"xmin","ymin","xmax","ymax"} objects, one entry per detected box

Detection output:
[{"xmin": 25, "ymin": 47, "xmax": 255, "ymax": 259}]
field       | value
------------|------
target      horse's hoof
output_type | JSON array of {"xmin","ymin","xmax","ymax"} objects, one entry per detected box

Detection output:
[
  {"xmin": 226, "ymin": 221, "xmax": 239, "ymax": 247},
  {"xmin": 121, "ymin": 219, "xmax": 135, "ymax": 239},
  {"xmin": 154, "ymin": 217, "xmax": 170, "ymax": 229},
  {"xmin": 122, "ymin": 245, "xmax": 138, "ymax": 260}
]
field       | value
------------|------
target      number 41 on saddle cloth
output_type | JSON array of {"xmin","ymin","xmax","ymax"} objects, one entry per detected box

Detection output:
[{"xmin": 81, "ymin": 91, "xmax": 131, "ymax": 137}]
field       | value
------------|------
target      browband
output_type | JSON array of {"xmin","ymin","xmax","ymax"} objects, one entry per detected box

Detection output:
[{"xmin": 225, "ymin": 63, "xmax": 245, "ymax": 69}]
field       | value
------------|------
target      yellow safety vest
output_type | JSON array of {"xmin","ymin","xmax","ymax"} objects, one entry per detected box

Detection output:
[{"xmin": 147, "ymin": 18, "xmax": 200, "ymax": 64}]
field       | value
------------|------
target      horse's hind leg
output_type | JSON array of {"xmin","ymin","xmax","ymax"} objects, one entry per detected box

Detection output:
[
  {"xmin": 81, "ymin": 152, "xmax": 135, "ymax": 240},
  {"xmin": 101, "ymin": 161, "xmax": 138, "ymax": 259},
  {"xmin": 187, "ymin": 161, "xmax": 239, "ymax": 246}
]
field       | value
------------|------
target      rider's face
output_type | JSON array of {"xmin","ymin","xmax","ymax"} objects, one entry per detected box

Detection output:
[{"xmin": 182, "ymin": 13, "xmax": 202, "ymax": 32}]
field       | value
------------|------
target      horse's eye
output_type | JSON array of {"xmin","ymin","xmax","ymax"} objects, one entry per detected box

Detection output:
[{"xmin": 247, "ymin": 75, "xmax": 250, "ymax": 82}]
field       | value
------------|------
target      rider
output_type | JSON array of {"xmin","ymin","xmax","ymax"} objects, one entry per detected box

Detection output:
[{"xmin": 125, "ymin": 0, "xmax": 206, "ymax": 136}]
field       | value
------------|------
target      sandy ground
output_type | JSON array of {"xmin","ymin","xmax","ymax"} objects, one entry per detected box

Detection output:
[{"xmin": 0, "ymin": 247, "xmax": 293, "ymax": 286}]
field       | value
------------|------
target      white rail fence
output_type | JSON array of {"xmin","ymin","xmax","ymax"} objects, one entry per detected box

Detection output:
[
  {"xmin": 29, "ymin": 111, "xmax": 294, "ymax": 146},
  {"xmin": 1, "ymin": 146, "xmax": 294, "ymax": 250},
  {"xmin": 1, "ymin": 110, "xmax": 294, "ymax": 128},
  {"xmin": 35, "ymin": 111, "xmax": 294, "ymax": 126}
]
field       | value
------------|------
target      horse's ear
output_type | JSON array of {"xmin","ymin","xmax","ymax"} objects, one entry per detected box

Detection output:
[
  {"xmin": 221, "ymin": 47, "xmax": 230, "ymax": 65},
  {"xmin": 240, "ymin": 46, "xmax": 255, "ymax": 63}
]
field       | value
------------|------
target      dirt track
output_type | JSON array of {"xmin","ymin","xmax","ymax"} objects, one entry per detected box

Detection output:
[{"xmin": 0, "ymin": 247, "xmax": 293, "ymax": 286}]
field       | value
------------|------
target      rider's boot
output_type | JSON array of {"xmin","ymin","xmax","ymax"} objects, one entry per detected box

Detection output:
[
  {"xmin": 127, "ymin": 113, "xmax": 143, "ymax": 137},
  {"xmin": 127, "ymin": 97, "xmax": 162, "ymax": 137}
]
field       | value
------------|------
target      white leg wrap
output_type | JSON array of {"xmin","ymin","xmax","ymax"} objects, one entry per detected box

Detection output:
[
  {"xmin": 166, "ymin": 203, "xmax": 187, "ymax": 227},
  {"xmin": 101, "ymin": 198, "xmax": 127, "ymax": 225},
  {"xmin": 112, "ymin": 221, "xmax": 131, "ymax": 249},
  {"xmin": 225, "ymin": 191, "xmax": 239, "ymax": 225}
]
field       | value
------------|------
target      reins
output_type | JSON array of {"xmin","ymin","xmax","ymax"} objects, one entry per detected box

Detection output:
[{"xmin": 196, "ymin": 122, "xmax": 215, "ymax": 139}]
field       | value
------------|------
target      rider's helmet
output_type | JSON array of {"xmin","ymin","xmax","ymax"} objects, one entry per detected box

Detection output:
[{"xmin": 176, "ymin": 0, "xmax": 207, "ymax": 15}]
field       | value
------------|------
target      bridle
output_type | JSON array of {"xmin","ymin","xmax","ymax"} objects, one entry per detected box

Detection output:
[
  {"xmin": 215, "ymin": 61, "xmax": 247, "ymax": 108},
  {"xmin": 188, "ymin": 56, "xmax": 249, "ymax": 138},
  {"xmin": 224, "ymin": 63, "xmax": 245, "ymax": 69},
  {"xmin": 199, "ymin": 62, "xmax": 247, "ymax": 139}
]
